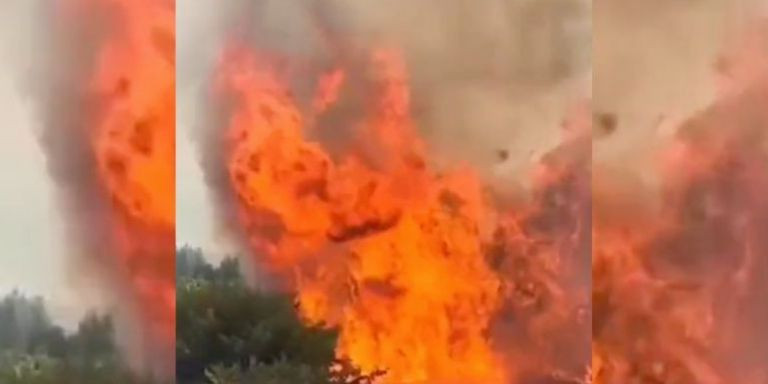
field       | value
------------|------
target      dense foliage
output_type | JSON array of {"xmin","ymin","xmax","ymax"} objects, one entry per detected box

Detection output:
[
  {"xmin": 176, "ymin": 246, "xmax": 381, "ymax": 384},
  {"xmin": 1, "ymin": 248, "xmax": 382, "ymax": 383},
  {"xmin": 0, "ymin": 291, "xmax": 156, "ymax": 384}
]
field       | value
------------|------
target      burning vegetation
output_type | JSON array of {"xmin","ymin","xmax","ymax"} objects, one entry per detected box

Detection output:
[
  {"xmin": 204, "ymin": 36, "xmax": 589, "ymax": 384},
  {"xmin": 189, "ymin": 1, "xmax": 592, "ymax": 383}
]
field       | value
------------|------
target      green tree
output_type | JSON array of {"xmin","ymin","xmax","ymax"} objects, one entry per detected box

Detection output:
[
  {"xmin": 0, "ymin": 291, "xmax": 54, "ymax": 353},
  {"xmin": 0, "ymin": 291, "xmax": 159, "ymax": 384},
  {"xmin": 177, "ymin": 246, "xmax": 215, "ymax": 281},
  {"xmin": 176, "ymin": 250, "xmax": 337, "ymax": 383}
]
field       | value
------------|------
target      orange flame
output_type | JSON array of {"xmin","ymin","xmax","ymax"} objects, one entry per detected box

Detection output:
[{"xmin": 214, "ymin": 41, "xmax": 590, "ymax": 383}]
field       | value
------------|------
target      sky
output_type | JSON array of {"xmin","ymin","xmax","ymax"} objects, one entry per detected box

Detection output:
[
  {"xmin": 0, "ymin": 69, "xmax": 62, "ymax": 297},
  {"xmin": 0, "ymin": 0, "xmax": 86, "ymax": 327}
]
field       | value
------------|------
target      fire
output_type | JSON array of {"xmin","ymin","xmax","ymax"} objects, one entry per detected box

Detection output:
[
  {"xmin": 592, "ymin": 21, "xmax": 768, "ymax": 384},
  {"xmin": 60, "ymin": 0, "xmax": 175, "ymax": 373},
  {"xmin": 214, "ymin": 40, "xmax": 590, "ymax": 383}
]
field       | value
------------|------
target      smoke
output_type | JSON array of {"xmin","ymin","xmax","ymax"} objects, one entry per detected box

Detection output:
[
  {"xmin": 186, "ymin": 0, "xmax": 591, "ymax": 159},
  {"xmin": 315, "ymin": 0, "xmax": 591, "ymax": 180},
  {"xmin": 6, "ymin": 0, "xmax": 174, "ymax": 379},
  {"xmin": 0, "ymin": 0, "xmax": 117, "ymax": 334}
]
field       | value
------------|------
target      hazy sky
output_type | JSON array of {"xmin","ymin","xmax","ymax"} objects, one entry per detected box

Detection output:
[
  {"xmin": 0, "ymin": 68, "xmax": 63, "ymax": 297},
  {"xmin": 0, "ymin": 0, "xmax": 87, "ymax": 327}
]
